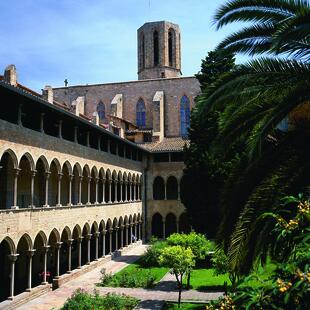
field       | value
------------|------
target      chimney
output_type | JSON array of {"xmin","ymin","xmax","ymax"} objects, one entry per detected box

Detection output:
[
  {"xmin": 92, "ymin": 112, "xmax": 99, "ymax": 125},
  {"xmin": 42, "ymin": 85, "xmax": 53, "ymax": 103},
  {"xmin": 4, "ymin": 64, "xmax": 17, "ymax": 86}
]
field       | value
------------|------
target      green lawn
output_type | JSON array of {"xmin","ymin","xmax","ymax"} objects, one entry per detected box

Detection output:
[
  {"xmin": 183, "ymin": 268, "xmax": 231, "ymax": 291},
  {"xmin": 163, "ymin": 302, "xmax": 206, "ymax": 309},
  {"xmin": 100, "ymin": 258, "xmax": 168, "ymax": 288}
]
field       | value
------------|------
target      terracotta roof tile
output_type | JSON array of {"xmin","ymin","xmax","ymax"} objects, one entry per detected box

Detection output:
[{"xmin": 139, "ymin": 137, "xmax": 189, "ymax": 152}]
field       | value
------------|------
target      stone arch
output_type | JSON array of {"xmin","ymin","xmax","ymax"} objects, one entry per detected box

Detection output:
[
  {"xmin": 60, "ymin": 227, "xmax": 71, "ymax": 275},
  {"xmin": 0, "ymin": 238, "xmax": 15, "ymax": 301},
  {"xmin": 61, "ymin": 226, "xmax": 72, "ymax": 240},
  {"xmin": 166, "ymin": 176, "xmax": 178, "ymax": 200},
  {"xmin": 73, "ymin": 163, "xmax": 82, "ymax": 177},
  {"xmin": 153, "ymin": 176, "xmax": 165, "ymax": 200},
  {"xmin": 32, "ymin": 232, "xmax": 46, "ymax": 287},
  {"xmin": 0, "ymin": 149, "xmax": 18, "ymax": 169},
  {"xmin": 71, "ymin": 224, "xmax": 81, "ymax": 270},
  {"xmin": 36, "ymin": 155, "xmax": 49, "ymax": 172},
  {"xmin": 47, "ymin": 229, "xmax": 60, "ymax": 281},
  {"xmin": 165, "ymin": 213, "xmax": 177, "ymax": 237},
  {"xmin": 48, "ymin": 228, "xmax": 61, "ymax": 243},
  {"xmin": 97, "ymin": 101, "xmax": 106, "ymax": 121},
  {"xmin": 18, "ymin": 153, "xmax": 33, "ymax": 208},
  {"xmin": 151, "ymin": 213, "xmax": 163, "ymax": 238},
  {"xmin": 19, "ymin": 152, "xmax": 35, "ymax": 172},
  {"xmin": 124, "ymin": 215, "xmax": 129, "ymax": 225},
  {"xmin": 100, "ymin": 220, "xmax": 106, "ymax": 231},
  {"xmin": 50, "ymin": 158, "xmax": 61, "ymax": 174},
  {"xmin": 62, "ymin": 161, "xmax": 73, "ymax": 176},
  {"xmin": 90, "ymin": 167, "xmax": 98, "ymax": 204},
  {"xmin": 90, "ymin": 222, "xmax": 98, "ymax": 261},
  {"xmin": 72, "ymin": 164, "xmax": 81, "ymax": 205},
  {"xmin": 0, "ymin": 150, "xmax": 18, "ymax": 209},
  {"xmin": 16, "ymin": 233, "xmax": 32, "ymax": 251}
]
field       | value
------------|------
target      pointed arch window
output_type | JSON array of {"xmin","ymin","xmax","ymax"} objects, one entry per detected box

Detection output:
[
  {"xmin": 136, "ymin": 98, "xmax": 146, "ymax": 128},
  {"xmin": 97, "ymin": 101, "xmax": 105, "ymax": 121},
  {"xmin": 153, "ymin": 30, "xmax": 159, "ymax": 66},
  {"xmin": 180, "ymin": 95, "xmax": 190, "ymax": 137},
  {"xmin": 140, "ymin": 32, "xmax": 145, "ymax": 69},
  {"xmin": 168, "ymin": 29, "xmax": 175, "ymax": 67}
]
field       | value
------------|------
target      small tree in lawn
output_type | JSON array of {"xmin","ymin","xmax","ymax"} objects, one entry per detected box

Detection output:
[
  {"xmin": 159, "ymin": 246, "xmax": 195, "ymax": 308},
  {"xmin": 167, "ymin": 232, "xmax": 213, "ymax": 289}
]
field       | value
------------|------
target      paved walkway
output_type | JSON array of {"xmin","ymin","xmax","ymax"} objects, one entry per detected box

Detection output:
[{"xmin": 16, "ymin": 244, "xmax": 223, "ymax": 310}]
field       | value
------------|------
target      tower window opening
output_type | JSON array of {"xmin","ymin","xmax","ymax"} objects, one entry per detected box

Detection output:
[
  {"xmin": 153, "ymin": 30, "xmax": 159, "ymax": 66},
  {"xmin": 140, "ymin": 33, "xmax": 145, "ymax": 69},
  {"xmin": 168, "ymin": 30, "xmax": 174, "ymax": 67}
]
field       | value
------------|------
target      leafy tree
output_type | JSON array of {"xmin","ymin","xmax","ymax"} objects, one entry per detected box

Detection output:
[
  {"xmin": 182, "ymin": 50, "xmax": 236, "ymax": 237},
  {"xmin": 158, "ymin": 246, "xmax": 195, "ymax": 308},
  {"xmin": 167, "ymin": 232, "xmax": 213, "ymax": 288}
]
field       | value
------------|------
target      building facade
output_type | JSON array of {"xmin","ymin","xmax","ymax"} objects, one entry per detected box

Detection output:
[{"xmin": 0, "ymin": 21, "xmax": 201, "ymax": 307}]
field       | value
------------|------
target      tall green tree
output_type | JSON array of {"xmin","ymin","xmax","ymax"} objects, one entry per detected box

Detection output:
[{"xmin": 182, "ymin": 50, "xmax": 235, "ymax": 237}]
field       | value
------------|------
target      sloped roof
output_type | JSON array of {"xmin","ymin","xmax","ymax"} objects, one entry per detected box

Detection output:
[{"xmin": 139, "ymin": 137, "xmax": 189, "ymax": 152}]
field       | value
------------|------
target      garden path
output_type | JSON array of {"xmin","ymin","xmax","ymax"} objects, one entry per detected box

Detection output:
[{"xmin": 16, "ymin": 244, "xmax": 223, "ymax": 310}]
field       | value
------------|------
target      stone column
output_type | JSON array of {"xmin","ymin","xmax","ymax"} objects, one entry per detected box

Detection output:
[
  {"xmin": 114, "ymin": 180, "xmax": 118, "ymax": 202},
  {"xmin": 95, "ymin": 178, "xmax": 99, "ymax": 204},
  {"xmin": 43, "ymin": 172, "xmax": 50, "ymax": 207},
  {"xmin": 129, "ymin": 182, "xmax": 132, "ymax": 202},
  {"xmin": 56, "ymin": 173, "xmax": 63, "ymax": 206},
  {"xmin": 109, "ymin": 229, "xmax": 113, "ymax": 254},
  {"xmin": 30, "ymin": 170, "xmax": 36, "ymax": 207},
  {"xmin": 12, "ymin": 168, "xmax": 20, "ymax": 209},
  {"xmin": 26, "ymin": 249, "xmax": 36, "ymax": 291},
  {"xmin": 67, "ymin": 239, "xmax": 73, "ymax": 273},
  {"xmin": 178, "ymin": 181, "xmax": 181, "ymax": 200},
  {"xmin": 102, "ymin": 179, "xmax": 106, "ymax": 203},
  {"xmin": 8, "ymin": 254, "xmax": 19, "ymax": 300},
  {"xmin": 102, "ymin": 230, "xmax": 107, "ymax": 257},
  {"xmin": 42, "ymin": 246, "xmax": 50, "ymax": 284},
  {"xmin": 78, "ymin": 176, "xmax": 82, "ymax": 205},
  {"xmin": 86, "ymin": 234, "xmax": 92, "ymax": 264},
  {"xmin": 77, "ymin": 237, "xmax": 83, "ymax": 268},
  {"xmin": 120, "ymin": 225, "xmax": 124, "ymax": 249},
  {"xmin": 68, "ymin": 175, "xmax": 73, "ymax": 206},
  {"xmin": 176, "ymin": 220, "xmax": 179, "ymax": 233},
  {"xmin": 86, "ymin": 132, "xmax": 90, "ymax": 147},
  {"xmin": 164, "ymin": 179, "xmax": 167, "ymax": 200},
  {"xmin": 108, "ymin": 180, "xmax": 112, "ymax": 203},
  {"xmin": 94, "ymin": 232, "xmax": 100, "ymax": 260},
  {"xmin": 87, "ymin": 177, "xmax": 91, "ymax": 205},
  {"xmin": 115, "ymin": 227, "xmax": 119, "ymax": 250},
  {"xmin": 125, "ymin": 224, "xmax": 129, "ymax": 247},
  {"xmin": 55, "ymin": 242, "xmax": 63, "ymax": 278},
  {"xmin": 137, "ymin": 183, "xmax": 140, "ymax": 200},
  {"xmin": 132, "ymin": 182, "xmax": 135, "ymax": 201},
  {"xmin": 40, "ymin": 112, "xmax": 45, "ymax": 133},
  {"xmin": 98, "ymin": 136, "xmax": 101, "ymax": 151},
  {"xmin": 163, "ymin": 219, "xmax": 166, "ymax": 239}
]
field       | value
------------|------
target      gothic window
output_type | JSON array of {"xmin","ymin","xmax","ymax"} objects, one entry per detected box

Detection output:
[
  {"xmin": 168, "ymin": 29, "xmax": 175, "ymax": 67},
  {"xmin": 97, "ymin": 101, "xmax": 105, "ymax": 121},
  {"xmin": 136, "ymin": 98, "xmax": 146, "ymax": 128},
  {"xmin": 153, "ymin": 176, "xmax": 165, "ymax": 200},
  {"xmin": 153, "ymin": 30, "xmax": 159, "ymax": 66},
  {"xmin": 180, "ymin": 95, "xmax": 190, "ymax": 137}
]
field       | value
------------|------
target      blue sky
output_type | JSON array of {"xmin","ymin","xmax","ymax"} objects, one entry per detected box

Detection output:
[{"xmin": 0, "ymin": 0, "xmax": 243, "ymax": 91}]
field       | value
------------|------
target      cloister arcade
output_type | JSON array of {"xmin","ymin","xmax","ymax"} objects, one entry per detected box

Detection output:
[
  {"xmin": 151, "ymin": 212, "xmax": 190, "ymax": 239},
  {"xmin": 0, "ymin": 214, "xmax": 142, "ymax": 302},
  {"xmin": 0, "ymin": 149, "xmax": 142, "ymax": 210},
  {"xmin": 152, "ymin": 175, "xmax": 184, "ymax": 200}
]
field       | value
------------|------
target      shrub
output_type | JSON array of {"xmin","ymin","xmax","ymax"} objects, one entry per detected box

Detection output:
[
  {"xmin": 62, "ymin": 289, "xmax": 139, "ymax": 310},
  {"xmin": 100, "ymin": 268, "xmax": 113, "ymax": 286},
  {"xmin": 114, "ymin": 269, "xmax": 156, "ymax": 288},
  {"xmin": 139, "ymin": 240, "xmax": 167, "ymax": 267}
]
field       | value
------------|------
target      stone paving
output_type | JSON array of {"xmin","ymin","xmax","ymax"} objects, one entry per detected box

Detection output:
[{"xmin": 15, "ymin": 244, "xmax": 223, "ymax": 310}]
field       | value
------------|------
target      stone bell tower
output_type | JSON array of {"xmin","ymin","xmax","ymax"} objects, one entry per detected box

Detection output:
[{"xmin": 137, "ymin": 21, "xmax": 181, "ymax": 80}]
